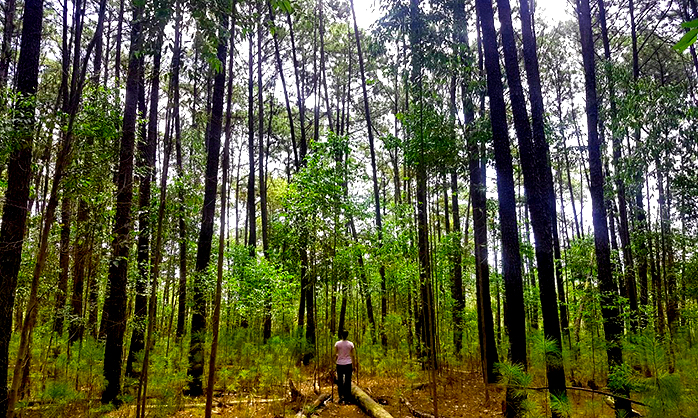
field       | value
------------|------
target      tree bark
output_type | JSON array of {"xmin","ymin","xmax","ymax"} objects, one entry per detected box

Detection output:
[
  {"xmin": 257, "ymin": 0, "xmax": 272, "ymax": 342},
  {"xmin": 497, "ymin": 0, "xmax": 566, "ymax": 407},
  {"xmin": 577, "ymin": 0, "xmax": 630, "ymax": 414},
  {"xmin": 627, "ymin": 0, "xmax": 650, "ymax": 317},
  {"xmin": 0, "ymin": 1, "xmax": 43, "ymax": 413},
  {"xmin": 599, "ymin": 0, "xmax": 639, "ymax": 329},
  {"xmin": 69, "ymin": 200, "xmax": 89, "ymax": 344},
  {"xmin": 268, "ymin": 1, "xmax": 298, "ymax": 169},
  {"xmin": 205, "ymin": 17, "xmax": 231, "ymax": 416},
  {"xmin": 172, "ymin": 1, "xmax": 187, "ymax": 341},
  {"xmin": 350, "ymin": 0, "xmax": 387, "ymax": 348},
  {"xmin": 474, "ymin": 0, "xmax": 526, "ymax": 413},
  {"xmin": 101, "ymin": 0, "xmax": 142, "ymax": 405},
  {"xmin": 126, "ymin": 52, "xmax": 151, "ymax": 379},
  {"xmin": 0, "ymin": 0, "xmax": 16, "ymax": 93},
  {"xmin": 53, "ymin": 197, "xmax": 72, "ymax": 336},
  {"xmin": 351, "ymin": 384, "xmax": 394, "ymax": 418},
  {"xmin": 187, "ymin": 29, "xmax": 226, "ymax": 397}
]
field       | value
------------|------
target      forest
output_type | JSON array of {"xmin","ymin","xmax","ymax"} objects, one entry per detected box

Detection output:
[{"xmin": 0, "ymin": 0, "xmax": 697, "ymax": 416}]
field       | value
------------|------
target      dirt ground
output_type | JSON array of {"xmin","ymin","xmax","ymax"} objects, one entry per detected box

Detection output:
[
  {"xmin": 165, "ymin": 369, "xmax": 505, "ymax": 418},
  {"xmin": 108, "ymin": 368, "xmax": 630, "ymax": 417}
]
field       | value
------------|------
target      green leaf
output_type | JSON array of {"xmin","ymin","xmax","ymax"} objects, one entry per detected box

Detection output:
[
  {"xmin": 274, "ymin": 0, "xmax": 293, "ymax": 14},
  {"xmin": 682, "ymin": 18, "xmax": 698, "ymax": 29},
  {"xmin": 673, "ymin": 27, "xmax": 698, "ymax": 53}
]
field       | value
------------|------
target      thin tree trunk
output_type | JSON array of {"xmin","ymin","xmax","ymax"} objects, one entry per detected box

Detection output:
[
  {"xmin": 318, "ymin": 0, "xmax": 334, "ymax": 131},
  {"xmin": 87, "ymin": 232, "xmax": 100, "ymax": 338},
  {"xmin": 257, "ymin": 0, "xmax": 272, "ymax": 342},
  {"xmin": 286, "ymin": 4, "xmax": 310, "ymax": 332},
  {"xmin": 656, "ymin": 154, "xmax": 677, "ymax": 368},
  {"xmin": 627, "ymin": 0, "xmax": 650, "ymax": 318},
  {"xmin": 0, "ymin": 0, "xmax": 16, "ymax": 93},
  {"xmin": 172, "ymin": 1, "xmax": 187, "ymax": 341},
  {"xmin": 126, "ymin": 50, "xmax": 154, "ymax": 378},
  {"xmin": 268, "ymin": 1, "xmax": 298, "ymax": 169},
  {"xmin": 599, "ymin": 0, "xmax": 639, "ymax": 329},
  {"xmin": 350, "ymin": 0, "xmax": 387, "ymax": 348},
  {"xmin": 69, "ymin": 199, "xmax": 89, "ymax": 343},
  {"xmin": 246, "ymin": 30, "xmax": 256, "ymax": 257},
  {"xmin": 53, "ymin": 197, "xmax": 72, "ymax": 336}
]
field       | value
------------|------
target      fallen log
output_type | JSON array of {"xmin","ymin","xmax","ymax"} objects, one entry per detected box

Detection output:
[
  {"xmin": 411, "ymin": 382, "xmax": 429, "ymax": 391},
  {"xmin": 295, "ymin": 392, "xmax": 331, "ymax": 418},
  {"xmin": 399, "ymin": 397, "xmax": 435, "ymax": 418},
  {"xmin": 604, "ymin": 396, "xmax": 643, "ymax": 417},
  {"xmin": 350, "ymin": 383, "xmax": 394, "ymax": 418}
]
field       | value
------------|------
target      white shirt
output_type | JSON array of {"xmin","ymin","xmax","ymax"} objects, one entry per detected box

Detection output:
[{"xmin": 335, "ymin": 340, "xmax": 354, "ymax": 365}]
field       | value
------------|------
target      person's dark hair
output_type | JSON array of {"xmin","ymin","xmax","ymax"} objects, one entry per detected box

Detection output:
[{"xmin": 340, "ymin": 329, "xmax": 349, "ymax": 340}]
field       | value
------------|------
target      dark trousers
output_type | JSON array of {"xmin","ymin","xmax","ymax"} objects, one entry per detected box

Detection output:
[{"xmin": 336, "ymin": 363, "xmax": 353, "ymax": 401}]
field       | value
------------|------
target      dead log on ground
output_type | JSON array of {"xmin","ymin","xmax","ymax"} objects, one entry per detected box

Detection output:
[
  {"xmin": 350, "ymin": 383, "xmax": 393, "ymax": 418},
  {"xmin": 295, "ymin": 392, "xmax": 331, "ymax": 418},
  {"xmin": 411, "ymin": 382, "xmax": 429, "ymax": 391},
  {"xmin": 399, "ymin": 397, "xmax": 436, "ymax": 418}
]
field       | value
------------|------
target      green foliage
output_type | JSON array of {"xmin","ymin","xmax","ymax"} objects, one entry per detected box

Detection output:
[
  {"xmin": 645, "ymin": 373, "xmax": 684, "ymax": 418},
  {"xmin": 497, "ymin": 362, "xmax": 540, "ymax": 417},
  {"xmin": 673, "ymin": 19, "xmax": 698, "ymax": 53},
  {"xmin": 401, "ymin": 102, "xmax": 459, "ymax": 171},
  {"xmin": 608, "ymin": 363, "xmax": 637, "ymax": 395}
]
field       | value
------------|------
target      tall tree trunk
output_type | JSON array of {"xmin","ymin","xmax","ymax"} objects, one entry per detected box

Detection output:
[
  {"xmin": 257, "ymin": 0, "xmax": 272, "ymax": 342},
  {"xmin": 599, "ymin": 0, "xmax": 639, "ymax": 329},
  {"xmin": 127, "ymin": 28, "xmax": 162, "ymax": 378},
  {"xmin": 91, "ymin": 0, "xmax": 107, "ymax": 84},
  {"xmin": 0, "ymin": 0, "xmax": 16, "ymax": 94},
  {"xmin": 286, "ymin": 3, "xmax": 310, "ymax": 332},
  {"xmin": 11, "ymin": 0, "xmax": 103, "ymax": 406},
  {"xmin": 87, "ymin": 232, "xmax": 99, "ymax": 338},
  {"xmin": 474, "ymin": 0, "xmax": 526, "ymax": 414},
  {"xmin": 463, "ymin": 4, "xmax": 499, "ymax": 383},
  {"xmin": 0, "ymin": 1, "xmax": 43, "ymax": 412},
  {"xmin": 114, "ymin": 0, "xmax": 124, "ymax": 88},
  {"xmin": 126, "ymin": 55, "xmax": 151, "ymax": 379},
  {"xmin": 407, "ymin": 0, "xmax": 437, "ymax": 376},
  {"xmin": 268, "ymin": 1, "xmax": 298, "ymax": 169},
  {"xmin": 101, "ymin": 0, "xmax": 143, "ymax": 405},
  {"xmin": 497, "ymin": 0, "xmax": 566, "ymax": 407},
  {"xmin": 577, "ymin": 0, "xmax": 630, "ymax": 414},
  {"xmin": 172, "ymin": 1, "xmax": 187, "ymax": 341},
  {"xmin": 246, "ymin": 31, "xmax": 256, "ymax": 257},
  {"xmin": 627, "ymin": 0, "xmax": 650, "ymax": 317},
  {"xmin": 350, "ymin": 0, "xmax": 386, "ymax": 348},
  {"xmin": 187, "ymin": 29, "xmax": 226, "ymax": 397},
  {"xmin": 206, "ymin": 17, "xmax": 231, "ymax": 415},
  {"xmin": 53, "ymin": 197, "xmax": 72, "ymax": 335},
  {"xmin": 656, "ymin": 154, "xmax": 677, "ymax": 368},
  {"xmin": 318, "ymin": 0, "xmax": 334, "ymax": 131},
  {"xmin": 69, "ymin": 199, "xmax": 89, "ymax": 343}
]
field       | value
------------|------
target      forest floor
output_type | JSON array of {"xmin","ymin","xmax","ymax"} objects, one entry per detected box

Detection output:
[
  {"xmin": 162, "ymin": 368, "xmax": 506, "ymax": 418},
  {"xmin": 102, "ymin": 367, "xmax": 624, "ymax": 417}
]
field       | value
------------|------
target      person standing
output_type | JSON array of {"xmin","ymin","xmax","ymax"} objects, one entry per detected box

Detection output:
[{"xmin": 334, "ymin": 330, "xmax": 356, "ymax": 404}]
